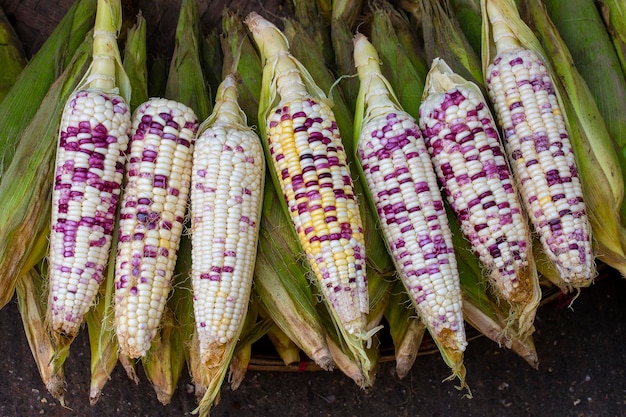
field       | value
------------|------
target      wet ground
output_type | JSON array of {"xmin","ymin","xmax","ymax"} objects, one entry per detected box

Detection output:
[{"xmin": 1, "ymin": 271, "xmax": 625, "ymax": 417}]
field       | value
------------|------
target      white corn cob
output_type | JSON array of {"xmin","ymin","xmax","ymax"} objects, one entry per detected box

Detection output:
[
  {"xmin": 190, "ymin": 75, "xmax": 265, "ymax": 366},
  {"xmin": 354, "ymin": 34, "xmax": 466, "ymax": 353},
  {"xmin": 48, "ymin": 90, "xmax": 131, "ymax": 337},
  {"xmin": 246, "ymin": 13, "xmax": 370, "ymax": 337},
  {"xmin": 114, "ymin": 98, "xmax": 198, "ymax": 358},
  {"xmin": 484, "ymin": 0, "xmax": 594, "ymax": 285},
  {"xmin": 419, "ymin": 58, "xmax": 535, "ymax": 304}
]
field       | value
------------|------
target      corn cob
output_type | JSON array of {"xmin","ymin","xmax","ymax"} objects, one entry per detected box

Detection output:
[
  {"xmin": 246, "ymin": 13, "xmax": 370, "ymax": 341},
  {"xmin": 519, "ymin": 0, "xmax": 626, "ymax": 277},
  {"xmin": 113, "ymin": 97, "xmax": 198, "ymax": 358},
  {"xmin": 47, "ymin": 0, "xmax": 131, "ymax": 337},
  {"xmin": 419, "ymin": 58, "xmax": 541, "ymax": 336},
  {"xmin": 482, "ymin": 0, "xmax": 594, "ymax": 286},
  {"xmin": 191, "ymin": 73, "xmax": 264, "ymax": 363},
  {"xmin": 353, "ymin": 34, "xmax": 468, "ymax": 376}
]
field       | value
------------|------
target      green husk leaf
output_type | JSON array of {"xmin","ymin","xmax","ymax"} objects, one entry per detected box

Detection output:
[
  {"xmin": 597, "ymin": 0, "xmax": 626, "ymax": 79},
  {"xmin": 409, "ymin": 0, "xmax": 484, "ymax": 86},
  {"xmin": 148, "ymin": 55, "xmax": 169, "ymax": 98},
  {"xmin": 0, "ymin": 7, "xmax": 27, "ymax": 102},
  {"xmin": 448, "ymin": 0, "xmax": 482, "ymax": 55},
  {"xmin": 164, "ymin": 0, "xmax": 211, "ymax": 121},
  {"xmin": 542, "ymin": 0, "xmax": 626, "ymax": 151},
  {"xmin": 369, "ymin": 1, "xmax": 428, "ymax": 118},
  {"xmin": 259, "ymin": 305, "xmax": 301, "ymax": 366},
  {"xmin": 384, "ymin": 279, "xmax": 426, "ymax": 379},
  {"xmin": 0, "ymin": 0, "xmax": 96, "ymax": 176},
  {"xmin": 253, "ymin": 182, "xmax": 333, "ymax": 370},
  {"xmin": 220, "ymin": 9, "xmax": 263, "ymax": 128},
  {"xmin": 122, "ymin": 11, "xmax": 148, "ymax": 110},
  {"xmin": 290, "ymin": 0, "xmax": 334, "ymax": 65},
  {"xmin": 0, "ymin": 33, "xmax": 93, "ymax": 309},
  {"xmin": 201, "ymin": 28, "xmax": 224, "ymax": 100}
]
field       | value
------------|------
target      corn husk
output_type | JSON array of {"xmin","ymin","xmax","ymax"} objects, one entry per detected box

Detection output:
[
  {"xmin": 516, "ymin": 0, "xmax": 626, "ymax": 278},
  {"xmin": 448, "ymin": 0, "xmax": 482, "ymax": 55},
  {"xmin": 290, "ymin": 0, "xmax": 334, "ymax": 66},
  {"xmin": 369, "ymin": 1, "xmax": 428, "ymax": 118},
  {"xmin": 597, "ymin": 0, "xmax": 626, "ymax": 79},
  {"xmin": 122, "ymin": 12, "xmax": 148, "ymax": 110},
  {"xmin": 164, "ymin": 0, "xmax": 211, "ymax": 121},
  {"xmin": 384, "ymin": 280, "xmax": 426, "ymax": 379},
  {"xmin": 542, "ymin": 0, "xmax": 626, "ymax": 152},
  {"xmin": 16, "ymin": 267, "xmax": 69, "ymax": 405},
  {"xmin": 0, "ymin": 0, "xmax": 96, "ymax": 176},
  {"xmin": 148, "ymin": 54, "xmax": 169, "ymax": 99},
  {"xmin": 330, "ymin": 11, "xmax": 360, "ymax": 109},
  {"xmin": 85, "ymin": 217, "xmax": 119, "ymax": 405},
  {"xmin": 259, "ymin": 305, "xmax": 301, "ymax": 366},
  {"xmin": 405, "ymin": 0, "xmax": 484, "ymax": 86},
  {"xmin": 254, "ymin": 182, "xmax": 334, "ymax": 370},
  {"xmin": 142, "ymin": 235, "xmax": 194, "ymax": 404},
  {"xmin": 220, "ymin": 9, "xmax": 263, "ymax": 128},
  {"xmin": 201, "ymin": 28, "xmax": 224, "ymax": 99},
  {"xmin": 0, "ymin": 7, "xmax": 26, "ymax": 102}
]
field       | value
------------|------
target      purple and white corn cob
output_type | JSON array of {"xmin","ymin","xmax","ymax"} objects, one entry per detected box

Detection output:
[
  {"xmin": 48, "ymin": 90, "xmax": 131, "ymax": 337},
  {"xmin": 354, "ymin": 34, "xmax": 466, "ymax": 353},
  {"xmin": 114, "ymin": 98, "xmax": 198, "ymax": 358},
  {"xmin": 419, "ymin": 58, "xmax": 537, "ymax": 305},
  {"xmin": 484, "ymin": 0, "xmax": 594, "ymax": 286}
]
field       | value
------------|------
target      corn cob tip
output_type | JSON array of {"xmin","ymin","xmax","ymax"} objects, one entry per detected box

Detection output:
[
  {"xmin": 244, "ymin": 12, "xmax": 290, "ymax": 60},
  {"xmin": 484, "ymin": 0, "xmax": 522, "ymax": 53},
  {"xmin": 89, "ymin": 0, "xmax": 125, "ymax": 92},
  {"xmin": 353, "ymin": 33, "xmax": 380, "ymax": 70},
  {"xmin": 203, "ymin": 73, "xmax": 248, "ymax": 129},
  {"xmin": 423, "ymin": 58, "xmax": 463, "ymax": 98}
]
